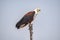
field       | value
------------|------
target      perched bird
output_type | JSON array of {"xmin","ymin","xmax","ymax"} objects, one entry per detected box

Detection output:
[{"xmin": 16, "ymin": 8, "xmax": 40, "ymax": 29}]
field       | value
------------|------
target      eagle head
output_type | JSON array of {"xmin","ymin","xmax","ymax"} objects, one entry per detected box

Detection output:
[{"xmin": 34, "ymin": 8, "xmax": 41, "ymax": 15}]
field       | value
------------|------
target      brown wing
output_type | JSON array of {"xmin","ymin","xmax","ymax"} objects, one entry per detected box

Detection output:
[{"xmin": 16, "ymin": 11, "xmax": 35, "ymax": 29}]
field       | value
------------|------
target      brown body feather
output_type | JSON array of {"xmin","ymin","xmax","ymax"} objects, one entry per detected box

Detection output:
[{"xmin": 16, "ymin": 11, "xmax": 35, "ymax": 29}]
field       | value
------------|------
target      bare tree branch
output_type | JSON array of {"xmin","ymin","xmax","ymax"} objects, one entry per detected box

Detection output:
[{"xmin": 29, "ymin": 23, "xmax": 33, "ymax": 40}]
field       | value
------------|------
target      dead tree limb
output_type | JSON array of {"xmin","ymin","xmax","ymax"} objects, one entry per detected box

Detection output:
[{"xmin": 29, "ymin": 23, "xmax": 33, "ymax": 40}]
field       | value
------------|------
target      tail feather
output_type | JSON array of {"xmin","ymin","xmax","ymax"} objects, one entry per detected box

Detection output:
[
  {"xmin": 16, "ymin": 23, "xmax": 21, "ymax": 29},
  {"xmin": 16, "ymin": 23, "xmax": 28, "ymax": 29}
]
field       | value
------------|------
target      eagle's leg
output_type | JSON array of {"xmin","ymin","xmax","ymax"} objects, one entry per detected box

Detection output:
[{"xmin": 29, "ymin": 23, "xmax": 33, "ymax": 40}]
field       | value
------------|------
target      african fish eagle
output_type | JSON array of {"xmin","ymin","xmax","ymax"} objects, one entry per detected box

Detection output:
[{"xmin": 16, "ymin": 8, "xmax": 40, "ymax": 29}]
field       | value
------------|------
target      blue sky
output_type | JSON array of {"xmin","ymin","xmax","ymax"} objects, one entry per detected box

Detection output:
[{"xmin": 0, "ymin": 0, "xmax": 60, "ymax": 40}]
